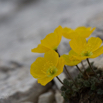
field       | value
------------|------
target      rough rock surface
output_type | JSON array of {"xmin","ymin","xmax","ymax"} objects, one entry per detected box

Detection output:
[
  {"xmin": 38, "ymin": 91, "xmax": 55, "ymax": 103},
  {"xmin": 85, "ymin": 12, "xmax": 103, "ymax": 70},
  {"xmin": 87, "ymin": 11, "xmax": 103, "ymax": 39},
  {"xmin": 0, "ymin": 60, "xmax": 52, "ymax": 103},
  {"xmin": 55, "ymin": 90, "xmax": 64, "ymax": 103},
  {"xmin": 1, "ymin": 0, "xmax": 103, "ymax": 65}
]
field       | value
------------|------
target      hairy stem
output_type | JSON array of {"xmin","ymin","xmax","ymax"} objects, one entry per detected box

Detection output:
[
  {"xmin": 86, "ymin": 58, "xmax": 98, "ymax": 79},
  {"xmin": 76, "ymin": 65, "xmax": 84, "ymax": 75},
  {"xmin": 64, "ymin": 65, "xmax": 78, "ymax": 88},
  {"xmin": 81, "ymin": 61, "xmax": 85, "ymax": 70},
  {"xmin": 56, "ymin": 49, "xmax": 78, "ymax": 88},
  {"xmin": 56, "ymin": 76, "xmax": 67, "ymax": 88}
]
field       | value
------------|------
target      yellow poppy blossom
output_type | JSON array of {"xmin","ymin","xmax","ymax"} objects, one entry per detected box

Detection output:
[
  {"xmin": 30, "ymin": 50, "xmax": 65, "ymax": 86},
  {"xmin": 69, "ymin": 37, "xmax": 103, "ymax": 59},
  {"xmin": 31, "ymin": 25, "xmax": 63, "ymax": 53},
  {"xmin": 61, "ymin": 50, "xmax": 82, "ymax": 66},
  {"xmin": 63, "ymin": 26, "xmax": 95, "ymax": 39}
]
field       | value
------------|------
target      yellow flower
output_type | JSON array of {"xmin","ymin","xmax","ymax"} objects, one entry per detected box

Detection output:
[
  {"xmin": 63, "ymin": 26, "xmax": 95, "ymax": 39},
  {"xmin": 30, "ymin": 50, "xmax": 65, "ymax": 86},
  {"xmin": 61, "ymin": 50, "xmax": 82, "ymax": 66},
  {"xmin": 31, "ymin": 26, "xmax": 63, "ymax": 53},
  {"xmin": 69, "ymin": 37, "xmax": 103, "ymax": 59}
]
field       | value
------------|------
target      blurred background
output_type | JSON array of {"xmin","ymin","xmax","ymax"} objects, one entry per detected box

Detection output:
[{"xmin": 0, "ymin": 0, "xmax": 103, "ymax": 103}]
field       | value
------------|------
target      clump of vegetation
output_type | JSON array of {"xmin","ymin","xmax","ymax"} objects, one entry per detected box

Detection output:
[{"xmin": 61, "ymin": 63, "xmax": 103, "ymax": 103}]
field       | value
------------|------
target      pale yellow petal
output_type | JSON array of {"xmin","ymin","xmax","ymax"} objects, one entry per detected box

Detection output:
[
  {"xmin": 86, "ymin": 37, "xmax": 102, "ymax": 52},
  {"xmin": 69, "ymin": 37, "xmax": 86, "ymax": 54},
  {"xmin": 90, "ymin": 46, "xmax": 103, "ymax": 58},
  {"xmin": 44, "ymin": 50, "xmax": 59, "ymax": 67},
  {"xmin": 31, "ymin": 44, "xmax": 50, "ymax": 53}
]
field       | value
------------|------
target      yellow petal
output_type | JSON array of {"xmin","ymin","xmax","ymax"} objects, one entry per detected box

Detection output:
[
  {"xmin": 69, "ymin": 37, "xmax": 86, "ymax": 54},
  {"xmin": 63, "ymin": 26, "xmax": 96, "ymax": 39},
  {"xmin": 30, "ymin": 57, "xmax": 47, "ymax": 78},
  {"xmin": 41, "ymin": 33, "xmax": 61, "ymax": 50},
  {"xmin": 31, "ymin": 44, "xmax": 50, "ymax": 53},
  {"xmin": 69, "ymin": 50, "xmax": 86, "ymax": 60},
  {"xmin": 37, "ymin": 53, "xmax": 64, "ymax": 86},
  {"xmin": 86, "ymin": 37, "xmax": 102, "ymax": 52},
  {"xmin": 54, "ymin": 25, "xmax": 63, "ymax": 36},
  {"xmin": 62, "ymin": 27, "xmax": 77, "ymax": 39},
  {"xmin": 38, "ymin": 76, "xmax": 53, "ymax": 86},
  {"xmin": 91, "ymin": 27, "xmax": 96, "ymax": 33},
  {"xmin": 44, "ymin": 50, "xmax": 59, "ymax": 67},
  {"xmin": 54, "ymin": 25, "xmax": 63, "ymax": 44},
  {"xmin": 75, "ymin": 27, "xmax": 95, "ymax": 38},
  {"xmin": 61, "ymin": 54, "xmax": 81, "ymax": 66},
  {"xmin": 90, "ymin": 46, "xmax": 103, "ymax": 58},
  {"xmin": 55, "ymin": 57, "xmax": 65, "ymax": 75}
]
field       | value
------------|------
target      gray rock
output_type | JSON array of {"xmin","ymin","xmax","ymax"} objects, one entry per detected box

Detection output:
[
  {"xmin": 38, "ymin": 91, "xmax": 55, "ymax": 103},
  {"xmin": 55, "ymin": 90, "xmax": 64, "ymax": 103},
  {"xmin": 0, "ymin": 60, "xmax": 52, "ymax": 103},
  {"xmin": 84, "ymin": 11, "xmax": 103, "ymax": 69},
  {"xmin": 86, "ymin": 12, "xmax": 103, "ymax": 40},
  {"xmin": 85, "ymin": 55, "xmax": 103, "ymax": 71},
  {"xmin": 58, "ymin": 38, "xmax": 71, "ymax": 55},
  {"xmin": 1, "ymin": 0, "xmax": 103, "ymax": 65}
]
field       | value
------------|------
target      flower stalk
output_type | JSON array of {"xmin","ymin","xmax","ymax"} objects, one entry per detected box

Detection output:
[
  {"xmin": 64, "ymin": 65, "xmax": 78, "ymax": 88},
  {"xmin": 81, "ymin": 61, "xmax": 85, "ymax": 70},
  {"xmin": 86, "ymin": 58, "xmax": 99, "ymax": 79},
  {"xmin": 56, "ymin": 76, "xmax": 67, "ymax": 88},
  {"xmin": 56, "ymin": 49, "xmax": 78, "ymax": 89},
  {"xmin": 76, "ymin": 65, "xmax": 84, "ymax": 75}
]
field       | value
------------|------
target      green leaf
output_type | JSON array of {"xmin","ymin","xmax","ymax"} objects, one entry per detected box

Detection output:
[
  {"xmin": 97, "ymin": 89, "xmax": 103, "ymax": 95},
  {"xmin": 83, "ymin": 80, "xmax": 90, "ymax": 87}
]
